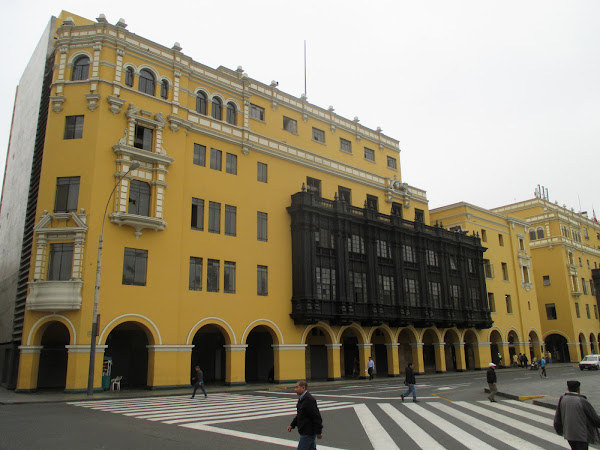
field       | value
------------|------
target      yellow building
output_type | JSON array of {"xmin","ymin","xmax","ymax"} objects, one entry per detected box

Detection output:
[
  {"xmin": 2, "ymin": 12, "xmax": 511, "ymax": 393},
  {"xmin": 430, "ymin": 203, "xmax": 544, "ymax": 366},
  {"xmin": 492, "ymin": 193, "xmax": 600, "ymax": 362}
]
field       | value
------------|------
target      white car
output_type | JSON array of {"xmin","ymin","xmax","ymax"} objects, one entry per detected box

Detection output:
[{"xmin": 579, "ymin": 355, "xmax": 600, "ymax": 370}]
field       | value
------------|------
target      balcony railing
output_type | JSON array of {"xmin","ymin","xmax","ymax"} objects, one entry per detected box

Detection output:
[{"xmin": 26, "ymin": 280, "xmax": 83, "ymax": 312}]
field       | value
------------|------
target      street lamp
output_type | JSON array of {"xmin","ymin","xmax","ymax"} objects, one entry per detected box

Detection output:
[{"xmin": 87, "ymin": 161, "xmax": 140, "ymax": 396}]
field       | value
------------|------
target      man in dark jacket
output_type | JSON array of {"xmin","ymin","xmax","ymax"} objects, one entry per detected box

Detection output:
[
  {"xmin": 401, "ymin": 362, "xmax": 418, "ymax": 402},
  {"xmin": 288, "ymin": 380, "xmax": 323, "ymax": 449},
  {"xmin": 554, "ymin": 380, "xmax": 600, "ymax": 450},
  {"xmin": 487, "ymin": 362, "xmax": 497, "ymax": 402}
]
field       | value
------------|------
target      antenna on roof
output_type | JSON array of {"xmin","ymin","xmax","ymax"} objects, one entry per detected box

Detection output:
[{"xmin": 304, "ymin": 40, "xmax": 307, "ymax": 98}]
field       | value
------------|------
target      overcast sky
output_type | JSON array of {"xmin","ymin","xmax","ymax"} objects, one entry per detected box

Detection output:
[{"xmin": 1, "ymin": 1, "xmax": 598, "ymax": 216}]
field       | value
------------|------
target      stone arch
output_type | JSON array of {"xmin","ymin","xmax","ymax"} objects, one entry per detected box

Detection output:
[
  {"xmin": 506, "ymin": 329, "xmax": 520, "ymax": 362},
  {"xmin": 99, "ymin": 314, "xmax": 160, "ymax": 346},
  {"xmin": 303, "ymin": 324, "xmax": 334, "ymax": 381},
  {"xmin": 421, "ymin": 327, "xmax": 442, "ymax": 373},
  {"xmin": 369, "ymin": 326, "xmax": 394, "ymax": 378},
  {"xmin": 442, "ymin": 328, "xmax": 462, "ymax": 371},
  {"xmin": 528, "ymin": 329, "xmax": 543, "ymax": 361},
  {"xmin": 590, "ymin": 333, "xmax": 598, "ymax": 354},
  {"xmin": 397, "ymin": 327, "xmax": 419, "ymax": 373},
  {"xmin": 224, "ymin": 98, "xmax": 242, "ymax": 111},
  {"xmin": 242, "ymin": 321, "xmax": 280, "ymax": 383},
  {"xmin": 489, "ymin": 328, "xmax": 503, "ymax": 365},
  {"xmin": 543, "ymin": 331, "xmax": 570, "ymax": 362},
  {"xmin": 37, "ymin": 320, "xmax": 70, "ymax": 389},
  {"xmin": 136, "ymin": 64, "xmax": 160, "ymax": 80},
  {"xmin": 579, "ymin": 332, "xmax": 589, "ymax": 358},
  {"xmin": 67, "ymin": 51, "xmax": 93, "ymax": 66},
  {"xmin": 337, "ymin": 323, "xmax": 368, "ymax": 344},
  {"xmin": 463, "ymin": 329, "xmax": 480, "ymax": 369},
  {"xmin": 187, "ymin": 317, "xmax": 235, "ymax": 345},
  {"xmin": 338, "ymin": 324, "xmax": 366, "ymax": 379},
  {"xmin": 190, "ymin": 320, "xmax": 235, "ymax": 384},
  {"xmin": 27, "ymin": 314, "xmax": 77, "ymax": 346}
]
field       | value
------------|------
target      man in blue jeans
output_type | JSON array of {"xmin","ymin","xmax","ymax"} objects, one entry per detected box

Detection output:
[
  {"xmin": 401, "ymin": 362, "xmax": 419, "ymax": 402},
  {"xmin": 190, "ymin": 366, "xmax": 207, "ymax": 399},
  {"xmin": 288, "ymin": 380, "xmax": 323, "ymax": 449}
]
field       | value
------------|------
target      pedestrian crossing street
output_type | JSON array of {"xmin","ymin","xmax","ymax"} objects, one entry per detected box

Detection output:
[{"xmin": 68, "ymin": 393, "xmax": 570, "ymax": 449}]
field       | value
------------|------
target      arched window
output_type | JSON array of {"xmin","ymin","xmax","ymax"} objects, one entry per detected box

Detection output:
[
  {"xmin": 128, "ymin": 180, "xmax": 151, "ymax": 216},
  {"xmin": 529, "ymin": 230, "xmax": 536, "ymax": 241},
  {"xmin": 212, "ymin": 97, "xmax": 222, "ymax": 120},
  {"xmin": 537, "ymin": 227, "xmax": 544, "ymax": 239},
  {"xmin": 226, "ymin": 102, "xmax": 237, "ymax": 125},
  {"xmin": 196, "ymin": 92, "xmax": 207, "ymax": 115},
  {"xmin": 160, "ymin": 80, "xmax": 169, "ymax": 100},
  {"xmin": 125, "ymin": 67, "xmax": 134, "ymax": 87},
  {"xmin": 72, "ymin": 56, "xmax": 90, "ymax": 81},
  {"xmin": 138, "ymin": 69, "xmax": 155, "ymax": 96}
]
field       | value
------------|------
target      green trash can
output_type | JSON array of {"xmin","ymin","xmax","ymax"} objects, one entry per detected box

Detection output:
[{"xmin": 102, "ymin": 357, "xmax": 112, "ymax": 390}]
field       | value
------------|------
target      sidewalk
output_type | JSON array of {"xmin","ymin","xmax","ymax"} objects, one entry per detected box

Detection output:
[{"xmin": 0, "ymin": 362, "xmax": 592, "ymax": 409}]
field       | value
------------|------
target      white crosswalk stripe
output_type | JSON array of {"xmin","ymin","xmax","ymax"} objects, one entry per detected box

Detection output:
[{"xmin": 68, "ymin": 395, "xmax": 568, "ymax": 449}]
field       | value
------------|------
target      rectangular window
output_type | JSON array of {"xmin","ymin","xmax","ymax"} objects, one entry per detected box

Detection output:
[
  {"xmin": 488, "ymin": 293, "xmax": 496, "ymax": 312},
  {"xmin": 542, "ymin": 275, "xmax": 550, "ymax": 286},
  {"xmin": 386, "ymin": 156, "xmax": 397, "ymax": 169},
  {"xmin": 208, "ymin": 202, "xmax": 221, "ymax": 233},
  {"xmin": 340, "ymin": 138, "xmax": 351, "ymax": 153},
  {"xmin": 546, "ymin": 303, "xmax": 557, "ymax": 320},
  {"xmin": 122, "ymin": 248, "xmax": 148, "ymax": 286},
  {"xmin": 193, "ymin": 143, "xmax": 206, "ymax": 166},
  {"xmin": 338, "ymin": 186, "xmax": 351, "ymax": 204},
  {"xmin": 429, "ymin": 281, "xmax": 441, "ymax": 308},
  {"xmin": 225, "ymin": 205, "xmax": 236, "ymax": 236},
  {"xmin": 224, "ymin": 261, "xmax": 236, "ymax": 294},
  {"xmin": 449, "ymin": 255, "xmax": 458, "ymax": 271},
  {"xmin": 586, "ymin": 304, "xmax": 591, "ymax": 319},
  {"xmin": 403, "ymin": 245, "xmax": 416, "ymax": 263},
  {"xmin": 257, "ymin": 265, "xmax": 268, "ymax": 295},
  {"xmin": 404, "ymin": 278, "xmax": 419, "ymax": 306},
  {"xmin": 257, "ymin": 212, "xmax": 268, "ymax": 241},
  {"xmin": 376, "ymin": 240, "xmax": 391, "ymax": 259},
  {"xmin": 483, "ymin": 259, "xmax": 494, "ymax": 278},
  {"xmin": 226, "ymin": 153, "xmax": 237, "ymax": 175},
  {"xmin": 306, "ymin": 177, "xmax": 321, "ymax": 196},
  {"xmin": 191, "ymin": 198, "xmax": 204, "ymax": 231},
  {"xmin": 189, "ymin": 257, "xmax": 202, "ymax": 291},
  {"xmin": 366, "ymin": 194, "xmax": 379, "ymax": 211},
  {"xmin": 54, "ymin": 177, "xmax": 80, "ymax": 213},
  {"xmin": 426, "ymin": 250, "xmax": 439, "ymax": 267},
  {"xmin": 210, "ymin": 148, "xmax": 222, "ymax": 171},
  {"xmin": 128, "ymin": 180, "xmax": 150, "ymax": 216},
  {"xmin": 283, "ymin": 116, "xmax": 297, "ymax": 133},
  {"xmin": 414, "ymin": 209, "xmax": 425, "ymax": 223},
  {"xmin": 450, "ymin": 285, "xmax": 461, "ymax": 309},
  {"xmin": 575, "ymin": 302, "xmax": 581, "ymax": 318},
  {"xmin": 312, "ymin": 127, "xmax": 325, "ymax": 143},
  {"xmin": 501, "ymin": 262, "xmax": 509, "ymax": 281},
  {"xmin": 595, "ymin": 305, "xmax": 598, "ymax": 320},
  {"xmin": 379, "ymin": 274, "xmax": 395, "ymax": 304},
  {"xmin": 519, "ymin": 238, "xmax": 524, "ymax": 251},
  {"xmin": 582, "ymin": 278, "xmax": 588, "ymax": 295},
  {"xmin": 134, "ymin": 125, "xmax": 153, "ymax": 150},
  {"xmin": 48, "ymin": 243, "xmax": 73, "ymax": 281},
  {"xmin": 481, "ymin": 229, "xmax": 487, "ymax": 242},
  {"xmin": 316, "ymin": 267, "xmax": 337, "ymax": 301},
  {"xmin": 364, "ymin": 147, "xmax": 375, "ymax": 162},
  {"xmin": 207, "ymin": 259, "xmax": 220, "ymax": 292},
  {"xmin": 591, "ymin": 280, "xmax": 597, "ymax": 297},
  {"xmin": 249, "ymin": 104, "xmax": 265, "ymax": 121},
  {"xmin": 522, "ymin": 266, "xmax": 530, "ymax": 284},
  {"xmin": 505, "ymin": 294, "xmax": 512, "ymax": 313},
  {"xmin": 498, "ymin": 234, "xmax": 504, "ymax": 246},
  {"xmin": 64, "ymin": 115, "xmax": 84, "ymax": 139},
  {"xmin": 349, "ymin": 271, "xmax": 368, "ymax": 303},
  {"xmin": 257, "ymin": 162, "xmax": 268, "ymax": 183},
  {"xmin": 348, "ymin": 235, "xmax": 365, "ymax": 254}
]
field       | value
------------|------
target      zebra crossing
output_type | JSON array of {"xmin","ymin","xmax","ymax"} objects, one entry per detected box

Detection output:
[{"xmin": 68, "ymin": 394, "xmax": 570, "ymax": 449}]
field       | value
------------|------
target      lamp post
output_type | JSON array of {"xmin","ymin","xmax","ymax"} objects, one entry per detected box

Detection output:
[{"xmin": 87, "ymin": 161, "xmax": 140, "ymax": 396}]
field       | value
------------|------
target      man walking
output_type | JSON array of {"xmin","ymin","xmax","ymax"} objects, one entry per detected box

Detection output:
[
  {"xmin": 400, "ymin": 362, "xmax": 418, "ymax": 402},
  {"xmin": 190, "ymin": 365, "xmax": 207, "ymax": 399},
  {"xmin": 540, "ymin": 355, "xmax": 547, "ymax": 377},
  {"xmin": 288, "ymin": 380, "xmax": 323, "ymax": 450},
  {"xmin": 554, "ymin": 380, "xmax": 600, "ymax": 450},
  {"xmin": 366, "ymin": 356, "xmax": 375, "ymax": 380},
  {"xmin": 487, "ymin": 362, "xmax": 497, "ymax": 402}
]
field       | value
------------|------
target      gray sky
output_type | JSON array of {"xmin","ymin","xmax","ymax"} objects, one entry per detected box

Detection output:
[{"xmin": 2, "ymin": 1, "xmax": 599, "ymax": 216}]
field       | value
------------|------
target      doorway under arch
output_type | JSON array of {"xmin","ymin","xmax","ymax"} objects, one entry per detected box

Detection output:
[
  {"xmin": 191, "ymin": 324, "xmax": 227, "ymax": 383},
  {"xmin": 544, "ymin": 334, "xmax": 569, "ymax": 362},
  {"xmin": 37, "ymin": 322, "xmax": 70, "ymax": 389},
  {"xmin": 105, "ymin": 321, "xmax": 150, "ymax": 388},
  {"xmin": 245, "ymin": 326, "xmax": 275, "ymax": 383}
]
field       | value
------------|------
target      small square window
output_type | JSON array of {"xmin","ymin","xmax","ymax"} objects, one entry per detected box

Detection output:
[
  {"xmin": 543, "ymin": 275, "xmax": 551, "ymax": 286},
  {"xmin": 338, "ymin": 186, "xmax": 351, "ymax": 204},
  {"xmin": 257, "ymin": 162, "xmax": 267, "ymax": 183},
  {"xmin": 364, "ymin": 147, "xmax": 375, "ymax": 162},
  {"xmin": 488, "ymin": 293, "xmax": 496, "ymax": 312},
  {"xmin": 546, "ymin": 303, "xmax": 557, "ymax": 320},
  {"xmin": 189, "ymin": 257, "xmax": 202, "ymax": 291},
  {"xmin": 122, "ymin": 248, "xmax": 148, "ymax": 286},
  {"xmin": 250, "ymin": 104, "xmax": 265, "ymax": 121},
  {"xmin": 386, "ymin": 156, "xmax": 397, "ymax": 169},
  {"xmin": 366, "ymin": 194, "xmax": 378, "ymax": 211},
  {"xmin": 224, "ymin": 261, "xmax": 236, "ymax": 294},
  {"xmin": 48, "ymin": 243, "xmax": 74, "ymax": 281},
  {"xmin": 134, "ymin": 125, "xmax": 153, "ymax": 150},
  {"xmin": 54, "ymin": 177, "xmax": 80, "ymax": 213},
  {"xmin": 226, "ymin": 153, "xmax": 237, "ymax": 175},
  {"xmin": 208, "ymin": 202, "xmax": 221, "ymax": 233},
  {"xmin": 312, "ymin": 127, "xmax": 325, "ymax": 143},
  {"xmin": 283, "ymin": 116, "xmax": 297, "ymax": 133},
  {"xmin": 257, "ymin": 212, "xmax": 268, "ymax": 241},
  {"xmin": 191, "ymin": 198, "xmax": 204, "ymax": 231},
  {"xmin": 498, "ymin": 234, "xmax": 504, "ymax": 246},
  {"xmin": 340, "ymin": 138, "xmax": 351, "ymax": 153},
  {"xmin": 257, "ymin": 265, "xmax": 268, "ymax": 296},
  {"xmin": 481, "ymin": 229, "xmax": 487, "ymax": 242},
  {"xmin": 64, "ymin": 116, "xmax": 84, "ymax": 139},
  {"xmin": 207, "ymin": 259, "xmax": 220, "ymax": 292},
  {"xmin": 307, "ymin": 177, "xmax": 321, "ymax": 197},
  {"xmin": 225, "ymin": 205, "xmax": 236, "ymax": 236}
]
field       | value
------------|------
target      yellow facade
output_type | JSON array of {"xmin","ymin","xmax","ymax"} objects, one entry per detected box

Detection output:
[{"xmin": 7, "ymin": 12, "xmax": 568, "ymax": 393}]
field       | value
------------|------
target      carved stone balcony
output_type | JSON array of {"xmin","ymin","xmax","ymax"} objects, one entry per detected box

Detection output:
[
  {"xmin": 109, "ymin": 212, "xmax": 167, "ymax": 238},
  {"xmin": 26, "ymin": 280, "xmax": 83, "ymax": 312}
]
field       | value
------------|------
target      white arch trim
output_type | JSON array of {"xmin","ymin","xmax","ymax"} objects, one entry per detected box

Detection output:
[
  {"xmin": 186, "ymin": 317, "xmax": 237, "ymax": 345},
  {"xmin": 225, "ymin": 98, "xmax": 242, "ymax": 111},
  {"xmin": 394, "ymin": 325, "xmax": 420, "ymax": 343},
  {"xmin": 210, "ymin": 93, "xmax": 225, "ymax": 103},
  {"xmin": 541, "ymin": 329, "xmax": 571, "ymax": 341},
  {"xmin": 336, "ymin": 322, "xmax": 368, "ymax": 343},
  {"xmin": 27, "ymin": 314, "xmax": 77, "ymax": 345},
  {"xmin": 526, "ymin": 327, "xmax": 542, "ymax": 340},
  {"xmin": 67, "ymin": 51, "xmax": 93, "ymax": 65},
  {"xmin": 241, "ymin": 319, "xmax": 284, "ymax": 345},
  {"xmin": 98, "ymin": 314, "xmax": 162, "ymax": 345},
  {"xmin": 504, "ymin": 327, "xmax": 522, "ymax": 342},
  {"xmin": 137, "ymin": 64, "xmax": 160, "ymax": 80},
  {"xmin": 301, "ymin": 321, "xmax": 337, "ymax": 344}
]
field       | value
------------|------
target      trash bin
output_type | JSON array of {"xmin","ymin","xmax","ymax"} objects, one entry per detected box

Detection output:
[
  {"xmin": 102, "ymin": 357, "xmax": 112, "ymax": 391},
  {"xmin": 102, "ymin": 374, "xmax": 110, "ymax": 390}
]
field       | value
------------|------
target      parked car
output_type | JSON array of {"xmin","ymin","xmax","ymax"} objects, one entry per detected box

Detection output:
[{"xmin": 579, "ymin": 355, "xmax": 600, "ymax": 370}]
